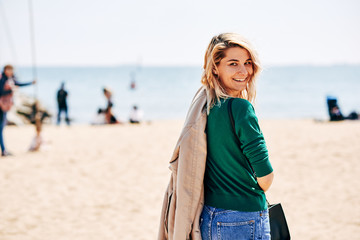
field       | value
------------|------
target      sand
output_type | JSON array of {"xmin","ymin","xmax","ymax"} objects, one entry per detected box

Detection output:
[{"xmin": 0, "ymin": 119, "xmax": 359, "ymax": 239}]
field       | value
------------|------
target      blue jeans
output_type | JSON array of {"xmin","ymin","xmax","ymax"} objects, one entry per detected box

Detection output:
[
  {"xmin": 0, "ymin": 111, "xmax": 7, "ymax": 153},
  {"xmin": 200, "ymin": 205, "xmax": 271, "ymax": 240}
]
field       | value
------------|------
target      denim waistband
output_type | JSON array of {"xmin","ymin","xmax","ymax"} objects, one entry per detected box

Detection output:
[{"xmin": 203, "ymin": 205, "xmax": 269, "ymax": 217}]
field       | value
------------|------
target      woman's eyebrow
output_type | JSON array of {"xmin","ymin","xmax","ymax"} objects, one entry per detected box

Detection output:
[{"xmin": 227, "ymin": 58, "xmax": 252, "ymax": 62}]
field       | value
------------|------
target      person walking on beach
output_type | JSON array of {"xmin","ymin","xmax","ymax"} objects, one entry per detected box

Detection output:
[
  {"xmin": 158, "ymin": 33, "xmax": 274, "ymax": 240},
  {"xmin": 57, "ymin": 82, "xmax": 70, "ymax": 125},
  {"xmin": 0, "ymin": 64, "xmax": 36, "ymax": 156}
]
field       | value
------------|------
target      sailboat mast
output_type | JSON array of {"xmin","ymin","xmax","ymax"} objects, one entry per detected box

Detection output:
[{"xmin": 28, "ymin": 0, "xmax": 37, "ymax": 97}]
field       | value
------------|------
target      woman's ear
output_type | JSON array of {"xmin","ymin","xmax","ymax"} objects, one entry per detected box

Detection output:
[{"xmin": 212, "ymin": 68, "xmax": 218, "ymax": 75}]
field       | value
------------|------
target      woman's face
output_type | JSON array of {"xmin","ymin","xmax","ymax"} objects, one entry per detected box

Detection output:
[
  {"xmin": 216, "ymin": 47, "xmax": 253, "ymax": 97},
  {"xmin": 4, "ymin": 68, "xmax": 14, "ymax": 77}
]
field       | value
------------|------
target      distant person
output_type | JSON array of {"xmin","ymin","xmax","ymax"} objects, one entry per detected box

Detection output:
[
  {"xmin": 129, "ymin": 105, "xmax": 143, "ymax": 124},
  {"xmin": 97, "ymin": 87, "xmax": 118, "ymax": 124},
  {"xmin": 327, "ymin": 96, "xmax": 359, "ymax": 121},
  {"xmin": 130, "ymin": 80, "xmax": 136, "ymax": 90},
  {"xmin": 0, "ymin": 64, "xmax": 36, "ymax": 156},
  {"xmin": 130, "ymin": 72, "xmax": 136, "ymax": 90},
  {"xmin": 57, "ymin": 82, "xmax": 70, "ymax": 125}
]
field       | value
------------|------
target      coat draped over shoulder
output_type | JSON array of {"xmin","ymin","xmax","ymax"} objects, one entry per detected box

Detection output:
[{"xmin": 158, "ymin": 86, "xmax": 208, "ymax": 240}]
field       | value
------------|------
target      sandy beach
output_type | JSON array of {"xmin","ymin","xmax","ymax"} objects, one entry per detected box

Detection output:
[{"xmin": 0, "ymin": 119, "xmax": 359, "ymax": 239}]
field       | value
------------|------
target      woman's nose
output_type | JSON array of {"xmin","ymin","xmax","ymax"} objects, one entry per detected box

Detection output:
[{"xmin": 237, "ymin": 65, "xmax": 248, "ymax": 76}]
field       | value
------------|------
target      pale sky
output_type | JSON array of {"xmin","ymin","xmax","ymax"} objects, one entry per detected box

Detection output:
[{"xmin": 0, "ymin": 0, "xmax": 359, "ymax": 66}]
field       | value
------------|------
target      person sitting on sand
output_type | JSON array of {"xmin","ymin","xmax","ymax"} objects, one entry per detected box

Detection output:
[
  {"xmin": 97, "ymin": 87, "xmax": 118, "ymax": 124},
  {"xmin": 327, "ymin": 96, "xmax": 359, "ymax": 121},
  {"xmin": 129, "ymin": 105, "xmax": 143, "ymax": 124}
]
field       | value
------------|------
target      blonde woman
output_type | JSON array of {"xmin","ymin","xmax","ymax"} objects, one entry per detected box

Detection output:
[
  {"xmin": 200, "ymin": 33, "xmax": 274, "ymax": 239},
  {"xmin": 158, "ymin": 33, "xmax": 273, "ymax": 240}
]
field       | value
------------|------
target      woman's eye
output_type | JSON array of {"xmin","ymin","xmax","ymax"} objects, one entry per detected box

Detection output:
[
  {"xmin": 245, "ymin": 61, "xmax": 252, "ymax": 65},
  {"xmin": 230, "ymin": 62, "xmax": 237, "ymax": 66}
]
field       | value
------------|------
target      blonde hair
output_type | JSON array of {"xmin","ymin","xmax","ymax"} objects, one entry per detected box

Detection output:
[
  {"xmin": 103, "ymin": 87, "xmax": 113, "ymax": 97},
  {"xmin": 201, "ymin": 33, "xmax": 262, "ymax": 113}
]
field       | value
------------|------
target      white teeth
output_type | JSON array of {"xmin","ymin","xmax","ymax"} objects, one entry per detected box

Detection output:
[{"xmin": 233, "ymin": 78, "xmax": 246, "ymax": 82}]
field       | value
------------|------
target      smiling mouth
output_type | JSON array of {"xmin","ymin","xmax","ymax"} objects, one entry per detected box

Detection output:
[{"xmin": 233, "ymin": 78, "xmax": 246, "ymax": 82}]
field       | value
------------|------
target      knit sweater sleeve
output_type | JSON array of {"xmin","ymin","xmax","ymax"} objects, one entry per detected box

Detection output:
[{"xmin": 232, "ymin": 99, "xmax": 273, "ymax": 177}]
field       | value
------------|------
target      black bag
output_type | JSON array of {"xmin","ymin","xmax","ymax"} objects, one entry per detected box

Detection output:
[
  {"xmin": 268, "ymin": 203, "xmax": 290, "ymax": 240},
  {"xmin": 228, "ymin": 98, "xmax": 290, "ymax": 240}
]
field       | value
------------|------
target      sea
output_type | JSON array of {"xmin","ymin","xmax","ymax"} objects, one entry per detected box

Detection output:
[{"xmin": 13, "ymin": 65, "xmax": 360, "ymax": 124}]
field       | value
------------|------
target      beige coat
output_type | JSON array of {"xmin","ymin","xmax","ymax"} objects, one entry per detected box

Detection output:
[{"xmin": 158, "ymin": 86, "xmax": 208, "ymax": 240}]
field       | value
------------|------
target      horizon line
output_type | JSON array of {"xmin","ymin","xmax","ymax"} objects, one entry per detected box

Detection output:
[{"xmin": 6, "ymin": 63, "xmax": 360, "ymax": 68}]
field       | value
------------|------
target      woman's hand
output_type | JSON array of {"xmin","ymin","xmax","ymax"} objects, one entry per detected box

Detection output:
[
  {"xmin": 32, "ymin": 79, "xmax": 37, "ymax": 84},
  {"xmin": 257, "ymin": 172, "xmax": 274, "ymax": 192}
]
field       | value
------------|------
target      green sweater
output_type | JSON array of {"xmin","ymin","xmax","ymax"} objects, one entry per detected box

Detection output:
[{"xmin": 204, "ymin": 98, "xmax": 273, "ymax": 212}]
